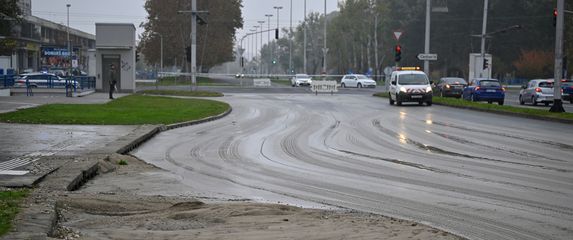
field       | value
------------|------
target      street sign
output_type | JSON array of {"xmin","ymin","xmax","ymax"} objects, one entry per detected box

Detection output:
[
  {"xmin": 417, "ymin": 53, "xmax": 438, "ymax": 61},
  {"xmin": 393, "ymin": 31, "xmax": 403, "ymax": 41}
]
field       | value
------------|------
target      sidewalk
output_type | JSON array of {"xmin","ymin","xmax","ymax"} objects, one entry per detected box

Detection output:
[{"xmin": 0, "ymin": 92, "xmax": 128, "ymax": 113}]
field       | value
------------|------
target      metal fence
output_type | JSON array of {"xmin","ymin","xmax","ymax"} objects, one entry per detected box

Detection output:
[
  {"xmin": 1, "ymin": 75, "xmax": 15, "ymax": 89},
  {"xmin": 0, "ymin": 75, "xmax": 96, "ymax": 90}
]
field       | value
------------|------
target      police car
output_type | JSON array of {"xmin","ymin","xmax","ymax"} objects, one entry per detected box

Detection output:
[{"xmin": 387, "ymin": 67, "xmax": 433, "ymax": 106}]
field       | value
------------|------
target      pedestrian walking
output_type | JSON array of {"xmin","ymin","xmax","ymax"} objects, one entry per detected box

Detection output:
[{"xmin": 109, "ymin": 64, "xmax": 117, "ymax": 99}]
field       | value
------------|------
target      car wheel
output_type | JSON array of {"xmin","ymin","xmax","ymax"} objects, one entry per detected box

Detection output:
[
  {"xmin": 396, "ymin": 99, "xmax": 402, "ymax": 106},
  {"xmin": 389, "ymin": 93, "xmax": 395, "ymax": 105},
  {"xmin": 519, "ymin": 95, "xmax": 524, "ymax": 105},
  {"xmin": 358, "ymin": 83, "xmax": 362, "ymax": 88},
  {"xmin": 532, "ymin": 97, "xmax": 537, "ymax": 106},
  {"xmin": 498, "ymin": 101, "xmax": 504, "ymax": 105},
  {"xmin": 341, "ymin": 83, "xmax": 346, "ymax": 88}
]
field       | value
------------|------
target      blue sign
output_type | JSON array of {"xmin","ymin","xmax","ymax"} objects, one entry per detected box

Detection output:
[{"xmin": 41, "ymin": 47, "xmax": 79, "ymax": 57}]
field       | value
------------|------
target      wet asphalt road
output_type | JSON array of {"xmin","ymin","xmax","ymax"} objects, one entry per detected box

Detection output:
[{"xmin": 132, "ymin": 92, "xmax": 573, "ymax": 240}]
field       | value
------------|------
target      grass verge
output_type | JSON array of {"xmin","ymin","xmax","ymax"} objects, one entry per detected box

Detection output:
[
  {"xmin": 0, "ymin": 189, "xmax": 29, "ymax": 236},
  {"xmin": 0, "ymin": 94, "xmax": 230, "ymax": 125},
  {"xmin": 373, "ymin": 92, "xmax": 573, "ymax": 122},
  {"xmin": 271, "ymin": 79, "xmax": 292, "ymax": 86},
  {"xmin": 138, "ymin": 89, "xmax": 223, "ymax": 97}
]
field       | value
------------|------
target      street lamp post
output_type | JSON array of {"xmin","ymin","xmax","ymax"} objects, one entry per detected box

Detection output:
[
  {"xmin": 265, "ymin": 14, "xmax": 273, "ymax": 74},
  {"xmin": 322, "ymin": 0, "xmax": 328, "ymax": 76},
  {"xmin": 258, "ymin": 20, "xmax": 265, "ymax": 76},
  {"xmin": 289, "ymin": 0, "xmax": 293, "ymax": 74},
  {"xmin": 66, "ymin": 4, "xmax": 71, "ymax": 97},
  {"xmin": 303, "ymin": 0, "xmax": 307, "ymax": 74},
  {"xmin": 254, "ymin": 25, "xmax": 260, "ymax": 76}
]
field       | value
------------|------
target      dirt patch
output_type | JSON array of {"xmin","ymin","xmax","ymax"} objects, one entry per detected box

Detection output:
[{"xmin": 51, "ymin": 154, "xmax": 462, "ymax": 240}]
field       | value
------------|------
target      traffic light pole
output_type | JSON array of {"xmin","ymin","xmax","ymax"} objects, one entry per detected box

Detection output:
[
  {"xmin": 550, "ymin": 0, "xmax": 565, "ymax": 113},
  {"xmin": 423, "ymin": 0, "xmax": 431, "ymax": 77},
  {"xmin": 480, "ymin": 0, "xmax": 489, "ymax": 77}
]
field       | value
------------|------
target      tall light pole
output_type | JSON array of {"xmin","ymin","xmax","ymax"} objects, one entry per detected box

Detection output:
[
  {"xmin": 274, "ymin": 6, "xmax": 283, "ymax": 72},
  {"xmin": 322, "ymin": 0, "xmax": 328, "ymax": 76},
  {"xmin": 258, "ymin": 20, "xmax": 265, "ymax": 75},
  {"xmin": 265, "ymin": 14, "xmax": 273, "ymax": 74},
  {"xmin": 550, "ymin": 0, "xmax": 565, "ymax": 113},
  {"xmin": 254, "ymin": 25, "xmax": 260, "ymax": 75},
  {"xmin": 66, "ymin": 4, "xmax": 71, "ymax": 75},
  {"xmin": 423, "ymin": 0, "xmax": 431, "ymax": 77},
  {"xmin": 250, "ymin": 29, "xmax": 256, "ymax": 73},
  {"xmin": 480, "ymin": 0, "xmax": 489, "ymax": 72},
  {"xmin": 191, "ymin": 0, "xmax": 197, "ymax": 89},
  {"xmin": 289, "ymin": 0, "xmax": 293, "ymax": 74},
  {"xmin": 303, "ymin": 0, "xmax": 307, "ymax": 74}
]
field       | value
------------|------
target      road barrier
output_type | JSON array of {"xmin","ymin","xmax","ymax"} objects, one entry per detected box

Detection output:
[
  {"xmin": 311, "ymin": 80, "xmax": 338, "ymax": 95},
  {"xmin": 253, "ymin": 78, "xmax": 271, "ymax": 87}
]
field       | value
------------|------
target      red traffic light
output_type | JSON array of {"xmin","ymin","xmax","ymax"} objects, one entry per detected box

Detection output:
[
  {"xmin": 554, "ymin": 8, "xmax": 558, "ymax": 17},
  {"xmin": 395, "ymin": 45, "xmax": 402, "ymax": 53}
]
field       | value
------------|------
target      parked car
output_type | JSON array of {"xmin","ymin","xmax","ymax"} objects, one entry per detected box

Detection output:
[
  {"xmin": 519, "ymin": 79, "xmax": 554, "ymax": 106},
  {"xmin": 340, "ymin": 74, "xmax": 376, "ymax": 88},
  {"xmin": 561, "ymin": 80, "xmax": 573, "ymax": 104},
  {"xmin": 462, "ymin": 78, "xmax": 505, "ymax": 105},
  {"xmin": 435, "ymin": 77, "xmax": 467, "ymax": 98},
  {"xmin": 13, "ymin": 72, "xmax": 79, "ymax": 89},
  {"xmin": 291, "ymin": 74, "xmax": 312, "ymax": 87}
]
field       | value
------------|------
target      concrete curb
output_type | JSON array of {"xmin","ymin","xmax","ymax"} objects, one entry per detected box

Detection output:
[{"xmin": 3, "ymin": 107, "xmax": 232, "ymax": 240}]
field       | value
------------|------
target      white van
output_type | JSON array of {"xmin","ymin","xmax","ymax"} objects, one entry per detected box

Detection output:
[{"xmin": 388, "ymin": 69, "xmax": 433, "ymax": 106}]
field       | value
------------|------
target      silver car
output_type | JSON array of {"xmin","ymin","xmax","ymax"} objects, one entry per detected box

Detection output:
[
  {"xmin": 291, "ymin": 74, "xmax": 312, "ymax": 87},
  {"xmin": 519, "ymin": 79, "xmax": 554, "ymax": 106}
]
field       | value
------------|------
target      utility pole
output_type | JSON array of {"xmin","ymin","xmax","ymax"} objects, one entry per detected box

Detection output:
[
  {"xmin": 304, "ymin": 0, "xmax": 307, "ymax": 74},
  {"xmin": 66, "ymin": 4, "xmax": 71, "ymax": 97},
  {"xmin": 289, "ymin": 0, "xmax": 293, "ymax": 74},
  {"xmin": 423, "ymin": 0, "xmax": 431, "ymax": 77},
  {"xmin": 322, "ymin": 0, "xmax": 328, "ymax": 76},
  {"xmin": 480, "ymin": 0, "xmax": 489, "ymax": 77},
  {"xmin": 191, "ymin": 0, "xmax": 197, "ymax": 90},
  {"xmin": 258, "ymin": 21, "xmax": 265, "ymax": 76},
  {"xmin": 550, "ymin": 0, "xmax": 565, "ymax": 112},
  {"xmin": 254, "ymin": 25, "xmax": 259, "ymax": 76},
  {"xmin": 265, "ymin": 14, "xmax": 273, "ymax": 74}
]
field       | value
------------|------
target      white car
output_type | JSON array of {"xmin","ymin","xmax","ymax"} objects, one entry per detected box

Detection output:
[
  {"xmin": 291, "ymin": 74, "xmax": 312, "ymax": 87},
  {"xmin": 14, "ymin": 72, "xmax": 79, "ymax": 89},
  {"xmin": 340, "ymin": 74, "xmax": 376, "ymax": 88},
  {"xmin": 388, "ymin": 70, "xmax": 433, "ymax": 106}
]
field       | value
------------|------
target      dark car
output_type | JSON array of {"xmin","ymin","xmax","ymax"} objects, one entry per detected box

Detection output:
[
  {"xmin": 435, "ymin": 77, "xmax": 467, "ymax": 98},
  {"xmin": 462, "ymin": 78, "xmax": 505, "ymax": 105},
  {"xmin": 561, "ymin": 80, "xmax": 573, "ymax": 103}
]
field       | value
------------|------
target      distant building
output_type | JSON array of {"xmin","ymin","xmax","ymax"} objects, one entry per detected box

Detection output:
[{"xmin": 0, "ymin": 0, "xmax": 95, "ymax": 74}]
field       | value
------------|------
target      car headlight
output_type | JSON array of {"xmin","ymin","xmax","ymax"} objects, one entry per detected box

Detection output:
[
  {"xmin": 400, "ymin": 87, "xmax": 407, "ymax": 93},
  {"xmin": 426, "ymin": 86, "xmax": 432, "ymax": 93}
]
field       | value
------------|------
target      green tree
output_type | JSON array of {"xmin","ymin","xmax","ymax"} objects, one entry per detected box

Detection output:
[
  {"xmin": 0, "ymin": 0, "xmax": 22, "ymax": 56},
  {"xmin": 139, "ymin": 0, "xmax": 243, "ymax": 71}
]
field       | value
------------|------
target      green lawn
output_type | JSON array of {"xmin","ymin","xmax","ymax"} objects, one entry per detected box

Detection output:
[
  {"xmin": 373, "ymin": 92, "xmax": 573, "ymax": 122},
  {"xmin": 0, "ymin": 95, "xmax": 230, "ymax": 125},
  {"xmin": 271, "ymin": 79, "xmax": 292, "ymax": 86},
  {"xmin": 0, "ymin": 190, "xmax": 29, "ymax": 236},
  {"xmin": 138, "ymin": 89, "xmax": 224, "ymax": 97}
]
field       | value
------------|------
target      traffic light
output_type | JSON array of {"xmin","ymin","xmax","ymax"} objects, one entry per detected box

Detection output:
[
  {"xmin": 185, "ymin": 46, "xmax": 191, "ymax": 62},
  {"xmin": 136, "ymin": 50, "xmax": 140, "ymax": 62},
  {"xmin": 394, "ymin": 45, "xmax": 402, "ymax": 62},
  {"xmin": 483, "ymin": 58, "xmax": 489, "ymax": 70},
  {"xmin": 241, "ymin": 57, "xmax": 244, "ymax": 67},
  {"xmin": 553, "ymin": 8, "xmax": 558, "ymax": 27},
  {"xmin": 275, "ymin": 28, "xmax": 279, "ymax": 39}
]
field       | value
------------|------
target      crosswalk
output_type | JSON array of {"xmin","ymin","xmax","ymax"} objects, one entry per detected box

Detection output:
[{"xmin": 0, "ymin": 152, "xmax": 54, "ymax": 176}]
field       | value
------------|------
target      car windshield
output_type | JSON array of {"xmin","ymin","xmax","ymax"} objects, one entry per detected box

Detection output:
[
  {"xmin": 398, "ymin": 74, "xmax": 428, "ymax": 85},
  {"xmin": 538, "ymin": 82, "xmax": 554, "ymax": 88},
  {"xmin": 479, "ymin": 80, "xmax": 501, "ymax": 87},
  {"xmin": 443, "ymin": 78, "xmax": 467, "ymax": 85}
]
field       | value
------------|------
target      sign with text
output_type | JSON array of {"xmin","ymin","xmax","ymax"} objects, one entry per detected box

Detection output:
[
  {"xmin": 311, "ymin": 81, "xmax": 338, "ymax": 93},
  {"xmin": 253, "ymin": 78, "xmax": 271, "ymax": 87},
  {"xmin": 417, "ymin": 53, "xmax": 438, "ymax": 61}
]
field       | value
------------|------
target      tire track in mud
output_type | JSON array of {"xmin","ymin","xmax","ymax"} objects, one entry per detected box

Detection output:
[
  {"xmin": 371, "ymin": 119, "xmax": 570, "ymax": 173},
  {"xmin": 431, "ymin": 121, "xmax": 573, "ymax": 151}
]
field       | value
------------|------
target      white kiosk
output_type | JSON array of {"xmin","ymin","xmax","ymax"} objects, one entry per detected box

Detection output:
[{"xmin": 95, "ymin": 23, "xmax": 136, "ymax": 93}]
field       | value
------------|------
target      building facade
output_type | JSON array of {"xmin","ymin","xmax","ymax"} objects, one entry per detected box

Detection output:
[{"xmin": 0, "ymin": 0, "xmax": 95, "ymax": 75}]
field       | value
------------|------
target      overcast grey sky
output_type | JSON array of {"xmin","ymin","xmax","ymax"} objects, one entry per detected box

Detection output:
[{"xmin": 32, "ymin": 0, "xmax": 340, "ymax": 42}]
